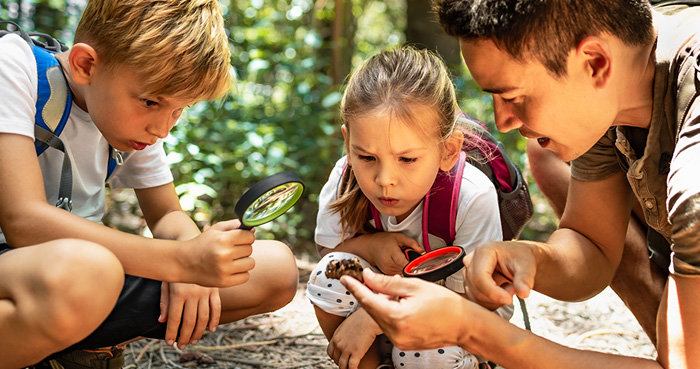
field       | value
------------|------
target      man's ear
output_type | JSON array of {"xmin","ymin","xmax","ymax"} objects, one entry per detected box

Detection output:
[
  {"xmin": 67, "ymin": 43, "xmax": 99, "ymax": 85},
  {"xmin": 341, "ymin": 124, "xmax": 351, "ymax": 164},
  {"xmin": 439, "ymin": 129, "xmax": 464, "ymax": 171},
  {"xmin": 576, "ymin": 36, "xmax": 612, "ymax": 89}
]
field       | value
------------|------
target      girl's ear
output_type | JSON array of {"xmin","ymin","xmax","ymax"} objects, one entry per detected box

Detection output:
[
  {"xmin": 341, "ymin": 124, "xmax": 351, "ymax": 164},
  {"xmin": 68, "ymin": 43, "xmax": 99, "ymax": 85},
  {"xmin": 439, "ymin": 129, "xmax": 464, "ymax": 171}
]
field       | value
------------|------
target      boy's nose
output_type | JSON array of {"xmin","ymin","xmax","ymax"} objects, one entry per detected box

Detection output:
[
  {"xmin": 148, "ymin": 114, "xmax": 178, "ymax": 139},
  {"xmin": 493, "ymin": 98, "xmax": 523, "ymax": 133}
]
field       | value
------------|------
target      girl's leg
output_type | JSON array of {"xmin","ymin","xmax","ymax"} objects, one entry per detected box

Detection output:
[
  {"xmin": 218, "ymin": 240, "xmax": 298, "ymax": 322},
  {"xmin": 0, "ymin": 240, "xmax": 124, "ymax": 368}
]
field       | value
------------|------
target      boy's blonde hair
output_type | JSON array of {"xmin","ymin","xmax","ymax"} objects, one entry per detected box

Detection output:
[
  {"xmin": 331, "ymin": 46, "xmax": 460, "ymax": 237},
  {"xmin": 75, "ymin": 0, "xmax": 232, "ymax": 101}
]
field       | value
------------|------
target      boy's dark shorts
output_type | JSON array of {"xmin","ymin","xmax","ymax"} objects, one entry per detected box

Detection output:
[{"xmin": 0, "ymin": 243, "xmax": 168, "ymax": 349}]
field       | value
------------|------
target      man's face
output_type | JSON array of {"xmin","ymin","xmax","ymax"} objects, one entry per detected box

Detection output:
[{"xmin": 460, "ymin": 39, "xmax": 616, "ymax": 162}]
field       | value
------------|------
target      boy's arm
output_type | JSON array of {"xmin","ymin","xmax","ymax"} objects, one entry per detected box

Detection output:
[
  {"xmin": 0, "ymin": 133, "xmax": 253, "ymax": 287},
  {"xmin": 134, "ymin": 183, "xmax": 200, "ymax": 241}
]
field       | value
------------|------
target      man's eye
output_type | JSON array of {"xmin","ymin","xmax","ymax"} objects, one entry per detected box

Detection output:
[{"xmin": 140, "ymin": 99, "xmax": 158, "ymax": 107}]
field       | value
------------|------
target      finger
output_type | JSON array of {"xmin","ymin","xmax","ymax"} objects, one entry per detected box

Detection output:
[
  {"xmin": 396, "ymin": 233, "xmax": 424, "ymax": 253},
  {"xmin": 164, "ymin": 296, "xmax": 183, "ymax": 346},
  {"xmin": 177, "ymin": 299, "xmax": 198, "ymax": 349},
  {"xmin": 159, "ymin": 282, "xmax": 170, "ymax": 323},
  {"xmin": 468, "ymin": 251, "xmax": 514, "ymax": 305},
  {"xmin": 211, "ymin": 219, "xmax": 242, "ymax": 231},
  {"xmin": 191, "ymin": 299, "xmax": 209, "ymax": 344},
  {"xmin": 208, "ymin": 290, "xmax": 222, "ymax": 332}
]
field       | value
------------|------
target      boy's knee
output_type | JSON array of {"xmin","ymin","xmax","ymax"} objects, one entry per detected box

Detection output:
[
  {"xmin": 262, "ymin": 241, "xmax": 298, "ymax": 307},
  {"xmin": 29, "ymin": 240, "xmax": 124, "ymax": 345}
]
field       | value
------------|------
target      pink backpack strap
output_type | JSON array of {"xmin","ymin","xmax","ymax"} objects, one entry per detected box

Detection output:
[{"xmin": 422, "ymin": 151, "xmax": 466, "ymax": 251}]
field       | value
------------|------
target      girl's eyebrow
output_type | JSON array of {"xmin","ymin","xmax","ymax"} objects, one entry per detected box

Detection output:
[{"xmin": 351, "ymin": 144, "xmax": 425, "ymax": 156}]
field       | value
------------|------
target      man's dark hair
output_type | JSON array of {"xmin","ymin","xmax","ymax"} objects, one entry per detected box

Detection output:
[{"xmin": 434, "ymin": 0, "xmax": 654, "ymax": 77}]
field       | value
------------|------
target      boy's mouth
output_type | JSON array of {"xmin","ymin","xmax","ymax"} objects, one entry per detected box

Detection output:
[{"xmin": 130, "ymin": 141, "xmax": 149, "ymax": 150}]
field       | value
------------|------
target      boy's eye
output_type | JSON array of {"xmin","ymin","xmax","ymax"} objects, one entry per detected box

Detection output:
[
  {"xmin": 140, "ymin": 98, "xmax": 158, "ymax": 107},
  {"xmin": 399, "ymin": 157, "xmax": 417, "ymax": 163}
]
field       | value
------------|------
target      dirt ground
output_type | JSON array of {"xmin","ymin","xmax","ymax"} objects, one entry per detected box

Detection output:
[{"xmin": 123, "ymin": 257, "xmax": 656, "ymax": 368}]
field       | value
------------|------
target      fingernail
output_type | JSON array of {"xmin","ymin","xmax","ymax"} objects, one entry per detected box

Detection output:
[
  {"xmin": 178, "ymin": 344, "xmax": 186, "ymax": 350},
  {"xmin": 191, "ymin": 340, "xmax": 199, "ymax": 345},
  {"xmin": 166, "ymin": 340, "xmax": 174, "ymax": 346}
]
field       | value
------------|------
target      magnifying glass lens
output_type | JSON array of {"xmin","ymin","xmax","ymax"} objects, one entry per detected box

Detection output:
[{"xmin": 243, "ymin": 182, "xmax": 303, "ymax": 225}]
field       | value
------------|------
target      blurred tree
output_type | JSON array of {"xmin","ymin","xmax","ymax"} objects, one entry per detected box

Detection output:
[{"xmin": 1, "ymin": 0, "xmax": 557, "ymax": 257}]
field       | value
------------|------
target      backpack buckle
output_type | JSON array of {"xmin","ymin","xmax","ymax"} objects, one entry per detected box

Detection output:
[{"xmin": 55, "ymin": 197, "xmax": 72, "ymax": 212}]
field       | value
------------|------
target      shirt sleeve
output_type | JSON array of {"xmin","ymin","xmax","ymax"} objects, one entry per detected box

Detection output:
[
  {"xmin": 314, "ymin": 157, "xmax": 350, "ymax": 249},
  {"xmin": 107, "ymin": 139, "xmax": 174, "ymax": 189},
  {"xmin": 668, "ymin": 96, "xmax": 700, "ymax": 275},
  {"xmin": 570, "ymin": 129, "xmax": 623, "ymax": 181},
  {"xmin": 0, "ymin": 34, "xmax": 37, "ymax": 139}
]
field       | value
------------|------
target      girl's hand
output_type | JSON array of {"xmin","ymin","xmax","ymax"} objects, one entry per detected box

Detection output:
[
  {"xmin": 181, "ymin": 220, "xmax": 256, "ymax": 287},
  {"xmin": 159, "ymin": 282, "xmax": 221, "ymax": 349},
  {"xmin": 327, "ymin": 308, "xmax": 383, "ymax": 369},
  {"xmin": 367, "ymin": 232, "xmax": 423, "ymax": 275}
]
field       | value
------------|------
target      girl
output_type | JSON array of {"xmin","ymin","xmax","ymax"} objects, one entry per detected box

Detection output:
[{"xmin": 307, "ymin": 47, "xmax": 512, "ymax": 369}]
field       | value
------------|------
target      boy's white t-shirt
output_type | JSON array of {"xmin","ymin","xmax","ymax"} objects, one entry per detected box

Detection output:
[
  {"xmin": 315, "ymin": 156, "xmax": 503, "ymax": 292},
  {"xmin": 0, "ymin": 34, "xmax": 173, "ymax": 243}
]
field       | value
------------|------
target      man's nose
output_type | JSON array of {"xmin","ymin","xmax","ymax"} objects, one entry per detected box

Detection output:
[{"xmin": 493, "ymin": 97, "xmax": 523, "ymax": 133}]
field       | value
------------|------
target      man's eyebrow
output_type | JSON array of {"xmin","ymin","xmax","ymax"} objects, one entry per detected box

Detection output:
[{"xmin": 481, "ymin": 86, "xmax": 519, "ymax": 94}]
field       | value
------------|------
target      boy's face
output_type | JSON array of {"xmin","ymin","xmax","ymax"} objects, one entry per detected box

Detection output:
[
  {"xmin": 343, "ymin": 105, "xmax": 444, "ymax": 223},
  {"xmin": 460, "ymin": 39, "xmax": 616, "ymax": 162},
  {"xmin": 83, "ymin": 65, "xmax": 194, "ymax": 152}
]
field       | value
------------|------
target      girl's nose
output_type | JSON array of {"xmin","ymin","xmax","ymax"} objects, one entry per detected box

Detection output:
[
  {"xmin": 493, "ymin": 97, "xmax": 524, "ymax": 133},
  {"xmin": 375, "ymin": 162, "xmax": 397, "ymax": 187}
]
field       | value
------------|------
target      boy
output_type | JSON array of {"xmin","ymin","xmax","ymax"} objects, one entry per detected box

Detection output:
[
  {"xmin": 0, "ymin": 1, "xmax": 298, "ymax": 368},
  {"xmin": 342, "ymin": 0, "xmax": 700, "ymax": 367}
]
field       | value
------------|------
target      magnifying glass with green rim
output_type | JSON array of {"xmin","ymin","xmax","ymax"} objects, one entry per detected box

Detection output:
[{"xmin": 234, "ymin": 171, "xmax": 305, "ymax": 230}]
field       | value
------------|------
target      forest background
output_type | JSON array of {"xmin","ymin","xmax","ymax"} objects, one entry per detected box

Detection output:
[{"xmin": 0, "ymin": 0, "xmax": 559, "ymax": 257}]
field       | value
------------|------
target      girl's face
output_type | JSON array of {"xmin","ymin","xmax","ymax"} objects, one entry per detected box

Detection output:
[{"xmin": 343, "ymin": 105, "xmax": 458, "ymax": 223}]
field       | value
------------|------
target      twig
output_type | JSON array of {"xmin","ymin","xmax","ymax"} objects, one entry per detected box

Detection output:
[
  {"xmin": 191, "ymin": 339, "xmax": 279, "ymax": 351},
  {"xmin": 135, "ymin": 339, "xmax": 158, "ymax": 363},
  {"xmin": 575, "ymin": 328, "xmax": 637, "ymax": 344},
  {"xmin": 159, "ymin": 347, "xmax": 185, "ymax": 368}
]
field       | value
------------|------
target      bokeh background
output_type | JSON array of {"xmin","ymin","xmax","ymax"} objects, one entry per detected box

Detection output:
[{"xmin": 1, "ymin": 0, "xmax": 559, "ymax": 257}]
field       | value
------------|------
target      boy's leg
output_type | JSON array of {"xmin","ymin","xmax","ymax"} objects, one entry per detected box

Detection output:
[
  {"xmin": 0, "ymin": 240, "xmax": 124, "ymax": 368},
  {"xmin": 218, "ymin": 240, "xmax": 298, "ymax": 322},
  {"xmin": 526, "ymin": 139, "xmax": 666, "ymax": 344}
]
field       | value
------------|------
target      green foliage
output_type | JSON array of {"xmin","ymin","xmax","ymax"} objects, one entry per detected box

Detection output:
[{"xmin": 6, "ymin": 0, "xmax": 557, "ymax": 255}]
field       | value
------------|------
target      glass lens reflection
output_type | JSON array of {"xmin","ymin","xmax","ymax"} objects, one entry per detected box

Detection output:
[{"xmin": 243, "ymin": 183, "xmax": 302, "ymax": 221}]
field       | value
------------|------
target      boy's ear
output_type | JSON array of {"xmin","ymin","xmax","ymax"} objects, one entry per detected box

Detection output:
[
  {"xmin": 439, "ymin": 129, "xmax": 464, "ymax": 171},
  {"xmin": 341, "ymin": 124, "xmax": 351, "ymax": 164},
  {"xmin": 67, "ymin": 43, "xmax": 99, "ymax": 85},
  {"xmin": 577, "ymin": 36, "xmax": 612, "ymax": 89}
]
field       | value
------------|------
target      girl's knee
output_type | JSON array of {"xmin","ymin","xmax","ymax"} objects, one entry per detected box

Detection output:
[
  {"xmin": 306, "ymin": 252, "xmax": 367, "ymax": 317},
  {"xmin": 391, "ymin": 346, "xmax": 479, "ymax": 369}
]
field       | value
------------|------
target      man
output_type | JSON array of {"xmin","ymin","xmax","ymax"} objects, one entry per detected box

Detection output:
[{"xmin": 342, "ymin": 1, "xmax": 700, "ymax": 367}]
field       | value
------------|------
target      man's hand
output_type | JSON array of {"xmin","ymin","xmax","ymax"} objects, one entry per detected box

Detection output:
[
  {"xmin": 327, "ymin": 308, "xmax": 383, "ymax": 369},
  {"xmin": 463, "ymin": 241, "xmax": 537, "ymax": 309},
  {"xmin": 159, "ymin": 282, "xmax": 221, "ymax": 349},
  {"xmin": 341, "ymin": 270, "xmax": 471, "ymax": 350},
  {"xmin": 181, "ymin": 219, "xmax": 255, "ymax": 287}
]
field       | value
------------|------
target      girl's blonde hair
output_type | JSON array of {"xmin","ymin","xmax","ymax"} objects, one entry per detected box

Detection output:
[
  {"xmin": 75, "ymin": 0, "xmax": 232, "ymax": 101},
  {"xmin": 330, "ymin": 46, "xmax": 460, "ymax": 238}
]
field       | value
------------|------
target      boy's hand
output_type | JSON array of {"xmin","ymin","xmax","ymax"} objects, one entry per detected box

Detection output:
[
  {"xmin": 182, "ymin": 220, "xmax": 256, "ymax": 287},
  {"xmin": 366, "ymin": 232, "xmax": 423, "ymax": 275},
  {"xmin": 327, "ymin": 307, "xmax": 383, "ymax": 369},
  {"xmin": 159, "ymin": 282, "xmax": 221, "ymax": 349}
]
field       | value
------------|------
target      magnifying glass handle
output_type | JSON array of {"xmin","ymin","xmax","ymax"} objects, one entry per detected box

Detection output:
[
  {"xmin": 404, "ymin": 248, "xmax": 422, "ymax": 261},
  {"xmin": 239, "ymin": 224, "xmax": 253, "ymax": 231}
]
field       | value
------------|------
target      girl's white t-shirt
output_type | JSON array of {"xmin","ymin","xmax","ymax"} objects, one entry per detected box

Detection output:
[
  {"xmin": 315, "ymin": 156, "xmax": 503, "ymax": 292},
  {"xmin": 0, "ymin": 34, "xmax": 173, "ymax": 243}
]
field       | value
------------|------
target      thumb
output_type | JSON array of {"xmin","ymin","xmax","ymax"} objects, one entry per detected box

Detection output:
[
  {"xmin": 511, "ymin": 264, "xmax": 535, "ymax": 299},
  {"xmin": 396, "ymin": 233, "xmax": 424, "ymax": 253}
]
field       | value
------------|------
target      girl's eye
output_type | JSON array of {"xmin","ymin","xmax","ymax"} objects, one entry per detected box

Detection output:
[
  {"xmin": 400, "ymin": 157, "xmax": 417, "ymax": 163},
  {"xmin": 140, "ymin": 98, "xmax": 158, "ymax": 107},
  {"xmin": 358, "ymin": 155, "xmax": 375, "ymax": 162}
]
